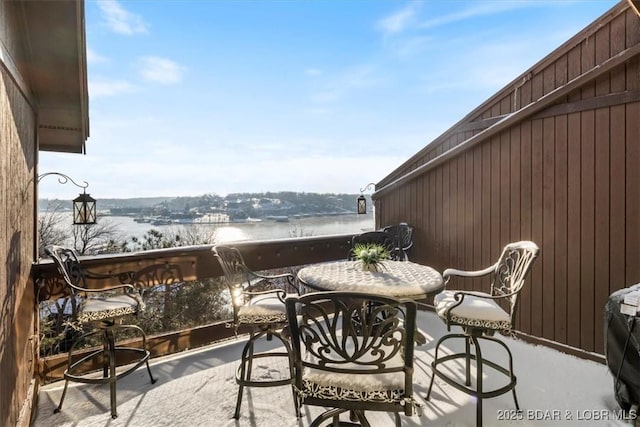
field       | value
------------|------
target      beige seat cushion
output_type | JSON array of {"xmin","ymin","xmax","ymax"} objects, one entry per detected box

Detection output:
[
  {"xmin": 434, "ymin": 290, "xmax": 511, "ymax": 331},
  {"xmin": 300, "ymin": 337, "xmax": 406, "ymax": 404},
  {"xmin": 78, "ymin": 294, "xmax": 142, "ymax": 323},
  {"xmin": 237, "ymin": 293, "xmax": 293, "ymax": 324}
]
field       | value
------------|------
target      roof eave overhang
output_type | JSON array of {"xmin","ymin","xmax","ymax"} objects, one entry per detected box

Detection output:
[{"xmin": 21, "ymin": 0, "xmax": 89, "ymax": 154}]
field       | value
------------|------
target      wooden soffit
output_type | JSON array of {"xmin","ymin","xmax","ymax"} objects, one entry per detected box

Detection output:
[{"xmin": 19, "ymin": 0, "xmax": 89, "ymax": 154}]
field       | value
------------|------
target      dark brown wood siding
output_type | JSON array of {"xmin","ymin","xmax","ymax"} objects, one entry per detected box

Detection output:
[
  {"xmin": 1, "ymin": 2, "xmax": 39, "ymax": 426},
  {"xmin": 375, "ymin": 2, "xmax": 640, "ymax": 355}
]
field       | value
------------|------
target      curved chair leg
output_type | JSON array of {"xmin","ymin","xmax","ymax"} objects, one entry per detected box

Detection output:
[
  {"xmin": 54, "ymin": 328, "xmax": 104, "ymax": 414},
  {"xmin": 234, "ymin": 331, "xmax": 257, "ymax": 419},
  {"xmin": 53, "ymin": 380, "xmax": 69, "ymax": 414},
  {"xmin": 107, "ymin": 330, "xmax": 118, "ymax": 419},
  {"xmin": 309, "ymin": 408, "xmax": 349, "ymax": 427},
  {"xmin": 426, "ymin": 332, "xmax": 467, "ymax": 401},
  {"xmin": 55, "ymin": 323, "xmax": 155, "ymax": 419},
  {"xmin": 430, "ymin": 331, "xmax": 520, "ymax": 427},
  {"xmin": 471, "ymin": 335, "xmax": 483, "ymax": 427},
  {"xmin": 483, "ymin": 335, "xmax": 520, "ymax": 411},
  {"xmin": 234, "ymin": 326, "xmax": 298, "ymax": 419},
  {"xmin": 465, "ymin": 336, "xmax": 472, "ymax": 386},
  {"xmin": 119, "ymin": 324, "xmax": 156, "ymax": 384}
]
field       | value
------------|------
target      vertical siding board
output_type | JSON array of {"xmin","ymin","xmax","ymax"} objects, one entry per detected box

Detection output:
[
  {"xmin": 424, "ymin": 174, "xmax": 430, "ymax": 261},
  {"xmin": 595, "ymin": 24, "xmax": 611, "ymax": 96},
  {"xmin": 442, "ymin": 162, "xmax": 451, "ymax": 268},
  {"xmin": 473, "ymin": 147, "xmax": 482, "ymax": 291},
  {"xmin": 411, "ymin": 179, "xmax": 418, "ymax": 224},
  {"xmin": 594, "ymin": 106, "xmax": 610, "ymax": 353},
  {"xmin": 625, "ymin": 12, "xmax": 640, "ymax": 286},
  {"xmin": 430, "ymin": 171, "xmax": 437, "ymax": 268},
  {"xmin": 520, "ymin": 121, "xmax": 533, "ymax": 334},
  {"xmin": 554, "ymin": 114, "xmax": 568, "ymax": 343},
  {"xmin": 609, "ymin": 14, "xmax": 626, "ymax": 298},
  {"xmin": 610, "ymin": 13, "xmax": 626, "ymax": 56},
  {"xmin": 628, "ymin": 7, "xmax": 640, "ymax": 48},
  {"xmin": 542, "ymin": 117, "xmax": 556, "ymax": 340},
  {"xmin": 567, "ymin": 112, "xmax": 582, "ymax": 348},
  {"xmin": 580, "ymin": 109, "xmax": 596, "ymax": 352},
  {"xmin": 500, "ymin": 95, "xmax": 511, "ymax": 115},
  {"xmin": 567, "ymin": 46, "xmax": 582, "ymax": 103},
  {"xmin": 581, "ymin": 33, "xmax": 596, "ymax": 101},
  {"xmin": 609, "ymin": 104, "xmax": 626, "ymax": 297},
  {"xmin": 531, "ymin": 119, "xmax": 544, "ymax": 337},
  {"xmin": 510, "ymin": 126, "xmax": 522, "ymax": 328},
  {"xmin": 462, "ymin": 153, "xmax": 468, "ymax": 269},
  {"xmin": 449, "ymin": 158, "xmax": 458, "ymax": 266},
  {"xmin": 579, "ymin": 30, "xmax": 596, "ymax": 352},
  {"xmin": 491, "ymin": 136, "xmax": 501, "ymax": 266},
  {"xmin": 415, "ymin": 177, "xmax": 423, "ymax": 258},
  {"xmin": 500, "ymin": 131, "xmax": 510, "ymax": 253},
  {"xmin": 626, "ymin": 101, "xmax": 640, "ymax": 285},
  {"xmin": 565, "ymin": 32, "xmax": 583, "ymax": 348},
  {"xmin": 465, "ymin": 148, "xmax": 480, "ymax": 288},
  {"xmin": 435, "ymin": 167, "xmax": 443, "ymax": 269},
  {"xmin": 543, "ymin": 65, "xmax": 555, "ymax": 96},
  {"xmin": 481, "ymin": 142, "xmax": 492, "ymax": 292}
]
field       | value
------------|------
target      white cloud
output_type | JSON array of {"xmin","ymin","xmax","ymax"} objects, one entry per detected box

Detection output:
[
  {"xmin": 419, "ymin": 1, "xmax": 575, "ymax": 30},
  {"xmin": 377, "ymin": 3, "xmax": 421, "ymax": 35},
  {"xmin": 138, "ymin": 57, "xmax": 186, "ymax": 85},
  {"xmin": 310, "ymin": 65, "xmax": 381, "ymax": 104},
  {"xmin": 386, "ymin": 36, "xmax": 431, "ymax": 58},
  {"xmin": 97, "ymin": 0, "xmax": 148, "ymax": 35},
  {"xmin": 305, "ymin": 68, "xmax": 323, "ymax": 77},
  {"xmin": 89, "ymin": 79, "xmax": 136, "ymax": 97}
]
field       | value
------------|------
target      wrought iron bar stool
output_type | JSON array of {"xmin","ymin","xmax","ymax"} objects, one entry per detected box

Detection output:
[
  {"xmin": 213, "ymin": 245, "xmax": 300, "ymax": 419},
  {"xmin": 381, "ymin": 223, "xmax": 414, "ymax": 261},
  {"xmin": 286, "ymin": 291, "xmax": 418, "ymax": 427},
  {"xmin": 426, "ymin": 241, "xmax": 539, "ymax": 427},
  {"xmin": 44, "ymin": 245, "xmax": 156, "ymax": 419}
]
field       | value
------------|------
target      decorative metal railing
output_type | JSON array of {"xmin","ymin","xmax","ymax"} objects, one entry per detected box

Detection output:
[{"xmin": 33, "ymin": 234, "xmax": 354, "ymax": 382}]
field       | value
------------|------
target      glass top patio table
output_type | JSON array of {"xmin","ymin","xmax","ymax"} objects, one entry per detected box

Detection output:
[{"xmin": 297, "ymin": 260, "xmax": 444, "ymax": 300}]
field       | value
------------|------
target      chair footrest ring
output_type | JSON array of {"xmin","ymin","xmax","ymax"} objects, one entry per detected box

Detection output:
[
  {"xmin": 235, "ymin": 351, "xmax": 293, "ymax": 387},
  {"xmin": 65, "ymin": 347, "xmax": 151, "ymax": 385},
  {"xmin": 431, "ymin": 352, "xmax": 517, "ymax": 399}
]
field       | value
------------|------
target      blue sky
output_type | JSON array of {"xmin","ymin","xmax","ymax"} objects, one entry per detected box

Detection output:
[{"xmin": 39, "ymin": 0, "xmax": 618, "ymax": 199}]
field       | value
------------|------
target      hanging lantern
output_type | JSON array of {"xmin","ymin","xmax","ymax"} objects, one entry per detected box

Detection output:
[
  {"xmin": 356, "ymin": 182, "xmax": 375, "ymax": 215},
  {"xmin": 357, "ymin": 194, "xmax": 367, "ymax": 215},
  {"xmin": 73, "ymin": 192, "xmax": 97, "ymax": 225}
]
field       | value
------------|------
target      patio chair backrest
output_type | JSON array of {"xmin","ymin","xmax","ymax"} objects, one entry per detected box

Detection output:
[
  {"xmin": 286, "ymin": 291, "xmax": 416, "ymax": 412},
  {"xmin": 490, "ymin": 240, "xmax": 540, "ymax": 320},
  {"xmin": 382, "ymin": 223, "xmax": 414, "ymax": 260},
  {"xmin": 44, "ymin": 245, "xmax": 89, "ymax": 297},
  {"xmin": 213, "ymin": 245, "xmax": 253, "ymax": 308}
]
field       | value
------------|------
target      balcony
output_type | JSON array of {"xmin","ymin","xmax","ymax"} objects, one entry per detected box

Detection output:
[
  {"xmin": 31, "ymin": 300, "xmax": 620, "ymax": 426},
  {"xmin": 31, "ymin": 236, "xmax": 630, "ymax": 426},
  {"xmin": 4, "ymin": 1, "xmax": 640, "ymax": 425}
]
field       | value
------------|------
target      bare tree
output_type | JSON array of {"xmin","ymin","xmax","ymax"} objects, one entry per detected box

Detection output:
[
  {"xmin": 71, "ymin": 218, "xmax": 126, "ymax": 255},
  {"xmin": 37, "ymin": 202, "xmax": 71, "ymax": 258}
]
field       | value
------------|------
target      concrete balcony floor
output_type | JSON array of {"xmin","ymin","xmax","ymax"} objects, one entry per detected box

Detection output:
[{"xmin": 33, "ymin": 310, "xmax": 629, "ymax": 427}]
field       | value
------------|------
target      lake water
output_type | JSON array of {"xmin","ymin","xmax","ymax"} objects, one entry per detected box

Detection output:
[{"xmin": 102, "ymin": 213, "xmax": 375, "ymax": 244}]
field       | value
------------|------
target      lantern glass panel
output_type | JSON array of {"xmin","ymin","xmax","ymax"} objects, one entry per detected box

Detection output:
[
  {"xmin": 73, "ymin": 193, "xmax": 97, "ymax": 225},
  {"xmin": 357, "ymin": 195, "xmax": 367, "ymax": 215}
]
